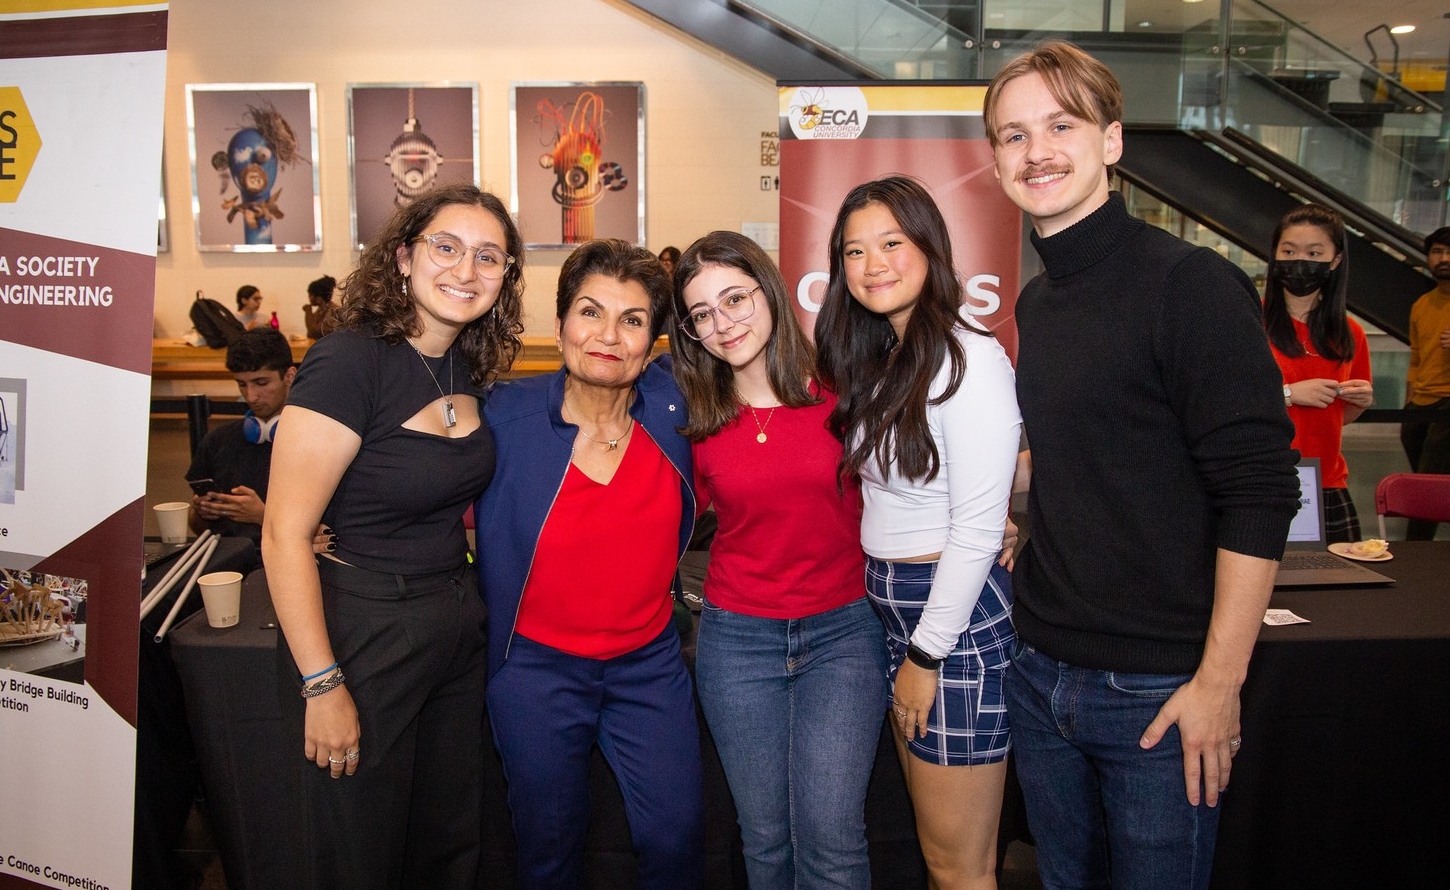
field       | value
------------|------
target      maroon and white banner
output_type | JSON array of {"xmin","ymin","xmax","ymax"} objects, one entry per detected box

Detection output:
[
  {"xmin": 0, "ymin": 4, "xmax": 168, "ymax": 888},
  {"xmin": 778, "ymin": 84, "xmax": 1022, "ymax": 361}
]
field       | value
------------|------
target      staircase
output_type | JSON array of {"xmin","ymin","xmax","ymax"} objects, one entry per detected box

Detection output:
[{"xmin": 630, "ymin": 0, "xmax": 1444, "ymax": 341}]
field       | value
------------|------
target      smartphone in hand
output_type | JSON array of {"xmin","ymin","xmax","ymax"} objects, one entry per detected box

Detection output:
[{"xmin": 187, "ymin": 477, "xmax": 222, "ymax": 498}]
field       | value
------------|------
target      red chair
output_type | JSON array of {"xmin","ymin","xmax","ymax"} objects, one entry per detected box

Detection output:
[{"xmin": 1375, "ymin": 473, "xmax": 1450, "ymax": 538}]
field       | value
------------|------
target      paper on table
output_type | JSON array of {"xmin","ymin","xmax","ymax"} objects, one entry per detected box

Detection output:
[{"xmin": 1264, "ymin": 609, "xmax": 1310, "ymax": 626}]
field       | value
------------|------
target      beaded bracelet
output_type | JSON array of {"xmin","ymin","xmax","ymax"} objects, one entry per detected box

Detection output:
[
  {"xmin": 301, "ymin": 667, "xmax": 346, "ymax": 699},
  {"xmin": 300, "ymin": 662, "xmax": 338, "ymax": 683}
]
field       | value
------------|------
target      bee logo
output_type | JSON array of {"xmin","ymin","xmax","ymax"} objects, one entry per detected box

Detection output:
[
  {"xmin": 790, "ymin": 88, "xmax": 827, "ymax": 131},
  {"xmin": 785, "ymin": 87, "xmax": 867, "ymax": 141}
]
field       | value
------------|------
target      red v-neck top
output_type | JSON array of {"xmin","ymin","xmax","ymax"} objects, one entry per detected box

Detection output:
[{"xmin": 515, "ymin": 425, "xmax": 681, "ymax": 658}]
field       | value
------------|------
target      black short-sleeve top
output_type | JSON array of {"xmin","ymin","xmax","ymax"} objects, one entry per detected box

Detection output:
[{"xmin": 287, "ymin": 328, "xmax": 495, "ymax": 575}]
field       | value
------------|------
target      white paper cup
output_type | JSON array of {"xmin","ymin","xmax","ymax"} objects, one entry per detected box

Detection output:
[
  {"xmin": 197, "ymin": 571, "xmax": 243, "ymax": 628},
  {"xmin": 154, "ymin": 502, "xmax": 191, "ymax": 544}
]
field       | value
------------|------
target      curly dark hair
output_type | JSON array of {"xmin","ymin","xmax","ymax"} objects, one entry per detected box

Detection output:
[
  {"xmin": 335, "ymin": 184, "xmax": 524, "ymax": 387},
  {"xmin": 814, "ymin": 175, "xmax": 991, "ymax": 485},
  {"xmin": 555, "ymin": 239, "xmax": 672, "ymax": 342},
  {"xmin": 670, "ymin": 231, "xmax": 819, "ymax": 441}
]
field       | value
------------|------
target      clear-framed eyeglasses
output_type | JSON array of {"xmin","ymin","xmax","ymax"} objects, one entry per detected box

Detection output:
[
  {"xmin": 413, "ymin": 233, "xmax": 515, "ymax": 280},
  {"xmin": 679, "ymin": 285, "xmax": 760, "ymax": 340}
]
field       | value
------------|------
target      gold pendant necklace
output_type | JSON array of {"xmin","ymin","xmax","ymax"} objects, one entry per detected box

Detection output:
[
  {"xmin": 735, "ymin": 387, "xmax": 776, "ymax": 444},
  {"xmin": 563, "ymin": 399, "xmax": 631, "ymax": 450},
  {"xmin": 411, "ymin": 344, "xmax": 456, "ymax": 428}
]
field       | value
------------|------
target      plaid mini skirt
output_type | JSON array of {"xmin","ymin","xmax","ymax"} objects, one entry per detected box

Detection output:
[{"xmin": 865, "ymin": 557, "xmax": 1014, "ymax": 766}]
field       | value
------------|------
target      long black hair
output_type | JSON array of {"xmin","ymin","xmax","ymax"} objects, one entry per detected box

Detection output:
[
  {"xmin": 814, "ymin": 176, "xmax": 989, "ymax": 484},
  {"xmin": 1263, "ymin": 203, "xmax": 1354, "ymax": 363}
]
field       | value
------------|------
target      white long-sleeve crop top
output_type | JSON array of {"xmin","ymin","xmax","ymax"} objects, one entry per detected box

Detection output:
[{"xmin": 858, "ymin": 320, "xmax": 1022, "ymax": 658}]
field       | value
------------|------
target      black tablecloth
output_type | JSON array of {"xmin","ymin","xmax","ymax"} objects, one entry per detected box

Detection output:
[
  {"xmin": 134, "ymin": 536, "xmax": 259, "ymax": 890},
  {"xmin": 1211, "ymin": 541, "xmax": 1450, "ymax": 889},
  {"xmin": 166, "ymin": 543, "xmax": 1450, "ymax": 890}
]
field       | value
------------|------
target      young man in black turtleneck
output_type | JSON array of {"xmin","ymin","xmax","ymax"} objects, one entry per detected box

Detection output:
[{"xmin": 984, "ymin": 41, "xmax": 1300, "ymax": 890}]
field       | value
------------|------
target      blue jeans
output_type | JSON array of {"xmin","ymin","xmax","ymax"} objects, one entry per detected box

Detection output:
[
  {"xmin": 696, "ymin": 596, "xmax": 888, "ymax": 890},
  {"xmin": 1006, "ymin": 641, "xmax": 1221, "ymax": 890}
]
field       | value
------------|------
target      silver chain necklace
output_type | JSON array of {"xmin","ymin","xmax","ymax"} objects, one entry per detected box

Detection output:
[{"xmin": 411, "ymin": 344, "xmax": 456, "ymax": 428}]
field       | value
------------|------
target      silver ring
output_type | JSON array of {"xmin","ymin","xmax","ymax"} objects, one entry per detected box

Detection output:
[
  {"xmin": 1229, "ymin": 736, "xmax": 1242, "ymax": 750},
  {"xmin": 345, "ymin": 750, "xmax": 360, "ymax": 761},
  {"xmin": 328, "ymin": 756, "xmax": 345, "ymax": 765},
  {"xmin": 892, "ymin": 708, "xmax": 906, "ymax": 719}
]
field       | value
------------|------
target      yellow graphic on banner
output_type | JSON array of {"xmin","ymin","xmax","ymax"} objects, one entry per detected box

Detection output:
[
  {"xmin": 0, "ymin": 1, "xmax": 156, "ymax": 12},
  {"xmin": 0, "ymin": 86, "xmax": 43, "ymax": 203}
]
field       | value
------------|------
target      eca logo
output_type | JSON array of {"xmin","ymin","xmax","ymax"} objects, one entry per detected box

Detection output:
[{"xmin": 1, "ymin": 86, "xmax": 42, "ymax": 203}]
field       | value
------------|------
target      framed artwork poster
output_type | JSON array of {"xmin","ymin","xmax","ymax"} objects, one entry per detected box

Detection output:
[
  {"xmin": 186, "ymin": 83, "xmax": 321, "ymax": 252},
  {"xmin": 348, "ymin": 83, "xmax": 480, "ymax": 249},
  {"xmin": 510, "ymin": 82, "xmax": 644, "ymax": 249}
]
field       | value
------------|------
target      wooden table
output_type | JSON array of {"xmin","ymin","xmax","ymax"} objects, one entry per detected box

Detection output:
[
  {"xmin": 151, "ymin": 338, "xmax": 313, "ymax": 380},
  {"xmin": 152, "ymin": 336, "xmax": 671, "ymax": 382}
]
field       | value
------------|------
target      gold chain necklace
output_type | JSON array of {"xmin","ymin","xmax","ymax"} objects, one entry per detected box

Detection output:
[
  {"xmin": 563, "ymin": 399, "xmax": 631, "ymax": 451},
  {"xmin": 410, "ymin": 344, "xmax": 455, "ymax": 428},
  {"xmin": 735, "ymin": 387, "xmax": 776, "ymax": 444}
]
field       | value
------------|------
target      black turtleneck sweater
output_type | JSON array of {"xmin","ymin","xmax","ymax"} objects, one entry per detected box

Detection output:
[{"xmin": 1013, "ymin": 193, "xmax": 1300, "ymax": 674}]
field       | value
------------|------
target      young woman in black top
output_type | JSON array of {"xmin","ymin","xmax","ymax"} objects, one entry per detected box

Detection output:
[{"xmin": 262, "ymin": 183, "xmax": 524, "ymax": 890}]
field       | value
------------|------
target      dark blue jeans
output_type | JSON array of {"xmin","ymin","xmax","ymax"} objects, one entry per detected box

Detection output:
[
  {"xmin": 1006, "ymin": 642, "xmax": 1221, "ymax": 890},
  {"xmin": 695, "ymin": 596, "xmax": 888, "ymax": 890}
]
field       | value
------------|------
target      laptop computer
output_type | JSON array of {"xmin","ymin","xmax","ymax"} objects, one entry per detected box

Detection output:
[
  {"xmin": 1274, "ymin": 458, "xmax": 1394, "ymax": 588},
  {"xmin": 144, "ymin": 538, "xmax": 188, "ymax": 569}
]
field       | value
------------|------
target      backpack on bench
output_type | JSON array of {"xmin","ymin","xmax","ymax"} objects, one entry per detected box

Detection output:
[{"xmin": 189, "ymin": 291, "xmax": 246, "ymax": 349}]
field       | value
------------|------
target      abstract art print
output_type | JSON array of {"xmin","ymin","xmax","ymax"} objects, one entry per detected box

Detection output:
[
  {"xmin": 348, "ymin": 83, "xmax": 479, "ymax": 249},
  {"xmin": 511, "ymin": 82, "xmax": 644, "ymax": 249},
  {"xmin": 187, "ymin": 83, "xmax": 321, "ymax": 252}
]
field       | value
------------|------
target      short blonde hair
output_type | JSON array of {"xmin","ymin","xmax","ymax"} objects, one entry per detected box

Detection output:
[{"xmin": 983, "ymin": 40, "xmax": 1123, "ymax": 148}]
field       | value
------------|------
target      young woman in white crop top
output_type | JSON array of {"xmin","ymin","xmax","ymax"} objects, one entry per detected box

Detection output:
[{"xmin": 814, "ymin": 176, "xmax": 1022, "ymax": 890}]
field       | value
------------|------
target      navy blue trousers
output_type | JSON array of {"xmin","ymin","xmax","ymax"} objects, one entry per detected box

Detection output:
[{"xmin": 487, "ymin": 624, "xmax": 704, "ymax": 890}]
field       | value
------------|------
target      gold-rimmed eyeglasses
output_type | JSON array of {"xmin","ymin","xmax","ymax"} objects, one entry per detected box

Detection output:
[
  {"xmin": 679, "ymin": 286, "xmax": 760, "ymax": 340},
  {"xmin": 413, "ymin": 233, "xmax": 514, "ymax": 280}
]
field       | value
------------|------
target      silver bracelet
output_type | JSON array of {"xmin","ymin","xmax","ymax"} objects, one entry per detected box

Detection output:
[{"xmin": 301, "ymin": 667, "xmax": 346, "ymax": 699}]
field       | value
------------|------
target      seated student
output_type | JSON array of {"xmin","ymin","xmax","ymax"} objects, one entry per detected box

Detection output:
[
  {"xmin": 235, "ymin": 284, "xmax": 266, "ymax": 330},
  {"xmin": 187, "ymin": 328, "xmax": 294, "ymax": 562},
  {"xmin": 302, "ymin": 274, "xmax": 338, "ymax": 340}
]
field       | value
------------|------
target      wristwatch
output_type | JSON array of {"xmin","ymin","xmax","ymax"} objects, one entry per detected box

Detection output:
[
  {"xmin": 1283, "ymin": 384, "xmax": 1293, "ymax": 406},
  {"xmin": 906, "ymin": 643, "xmax": 945, "ymax": 671}
]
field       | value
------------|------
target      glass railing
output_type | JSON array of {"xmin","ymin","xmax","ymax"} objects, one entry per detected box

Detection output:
[{"xmin": 734, "ymin": 0, "xmax": 1448, "ymax": 230}]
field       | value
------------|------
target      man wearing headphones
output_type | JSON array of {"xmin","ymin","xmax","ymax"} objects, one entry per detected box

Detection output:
[{"xmin": 187, "ymin": 327, "xmax": 295, "ymax": 560}]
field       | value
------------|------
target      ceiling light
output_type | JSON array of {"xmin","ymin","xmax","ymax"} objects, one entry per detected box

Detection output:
[
  {"xmin": 1389, "ymin": 25, "xmax": 1415, "ymax": 35},
  {"xmin": 1137, "ymin": 20, "xmax": 1152, "ymax": 28}
]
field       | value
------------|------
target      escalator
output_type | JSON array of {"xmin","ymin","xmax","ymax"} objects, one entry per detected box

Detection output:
[
  {"xmin": 1117, "ymin": 126, "xmax": 1428, "ymax": 341},
  {"xmin": 628, "ymin": 0, "xmax": 1441, "ymax": 342}
]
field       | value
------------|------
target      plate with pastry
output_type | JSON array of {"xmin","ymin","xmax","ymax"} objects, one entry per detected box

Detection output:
[{"xmin": 1328, "ymin": 540, "xmax": 1393, "ymax": 562}]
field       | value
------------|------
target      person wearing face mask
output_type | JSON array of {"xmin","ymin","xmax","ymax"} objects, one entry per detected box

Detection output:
[{"xmin": 1263, "ymin": 204, "xmax": 1373, "ymax": 543}]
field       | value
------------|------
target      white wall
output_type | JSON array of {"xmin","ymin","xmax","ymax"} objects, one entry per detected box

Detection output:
[{"xmin": 156, "ymin": 0, "xmax": 779, "ymax": 340}]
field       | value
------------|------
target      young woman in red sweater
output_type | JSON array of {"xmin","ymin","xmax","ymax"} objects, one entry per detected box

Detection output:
[{"xmin": 670, "ymin": 231, "xmax": 887, "ymax": 890}]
